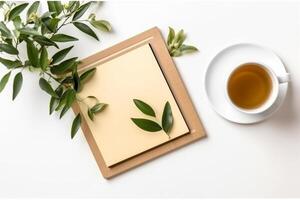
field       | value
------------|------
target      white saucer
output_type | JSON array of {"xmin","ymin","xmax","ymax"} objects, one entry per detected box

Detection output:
[{"xmin": 204, "ymin": 43, "xmax": 289, "ymax": 124}]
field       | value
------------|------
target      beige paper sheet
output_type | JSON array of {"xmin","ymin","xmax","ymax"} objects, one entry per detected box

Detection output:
[{"xmin": 78, "ymin": 44, "xmax": 189, "ymax": 167}]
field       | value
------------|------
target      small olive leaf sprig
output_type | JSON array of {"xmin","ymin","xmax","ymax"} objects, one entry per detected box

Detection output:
[
  {"xmin": 167, "ymin": 27, "xmax": 198, "ymax": 57},
  {"xmin": 131, "ymin": 99, "xmax": 174, "ymax": 139},
  {"xmin": 85, "ymin": 95, "xmax": 107, "ymax": 121},
  {"xmin": 0, "ymin": 1, "xmax": 112, "ymax": 139}
]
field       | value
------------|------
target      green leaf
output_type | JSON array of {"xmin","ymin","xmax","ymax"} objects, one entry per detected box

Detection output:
[
  {"xmin": 88, "ymin": 109, "xmax": 94, "ymax": 121},
  {"xmin": 47, "ymin": 1, "xmax": 63, "ymax": 17},
  {"xmin": 91, "ymin": 103, "xmax": 107, "ymax": 113},
  {"xmin": 60, "ymin": 105, "xmax": 71, "ymax": 119},
  {"xmin": 50, "ymin": 57, "xmax": 78, "ymax": 75},
  {"xmin": 27, "ymin": 1, "xmax": 40, "ymax": 18},
  {"xmin": 71, "ymin": 113, "xmax": 81, "ymax": 139},
  {"xmin": 174, "ymin": 29, "xmax": 186, "ymax": 48},
  {"xmin": 162, "ymin": 101, "xmax": 173, "ymax": 133},
  {"xmin": 53, "ymin": 1, "xmax": 63, "ymax": 16},
  {"xmin": 68, "ymin": 1, "xmax": 80, "ymax": 12},
  {"xmin": 179, "ymin": 44, "xmax": 198, "ymax": 54},
  {"xmin": 51, "ymin": 34, "xmax": 78, "ymax": 42},
  {"xmin": 13, "ymin": 16, "xmax": 22, "ymax": 29},
  {"xmin": 12, "ymin": 29, "xmax": 20, "ymax": 39},
  {"xmin": 0, "ymin": 44, "xmax": 19, "ymax": 55},
  {"xmin": 49, "ymin": 87, "xmax": 63, "ymax": 114},
  {"xmin": 55, "ymin": 86, "xmax": 64, "ymax": 97},
  {"xmin": 56, "ymin": 94, "xmax": 70, "ymax": 113},
  {"xmin": 33, "ymin": 35, "xmax": 58, "ymax": 48},
  {"xmin": 131, "ymin": 118, "xmax": 162, "ymax": 132},
  {"xmin": 26, "ymin": 40, "xmax": 39, "ymax": 67},
  {"xmin": 39, "ymin": 78, "xmax": 58, "ymax": 98},
  {"xmin": 88, "ymin": 13, "xmax": 96, "ymax": 21},
  {"xmin": 41, "ymin": 23, "xmax": 49, "ymax": 35},
  {"xmin": 4, "ymin": 38, "xmax": 13, "ymax": 45},
  {"xmin": 55, "ymin": 89, "xmax": 69, "ymax": 111},
  {"xmin": 61, "ymin": 76, "xmax": 73, "ymax": 85},
  {"xmin": 0, "ymin": 22, "xmax": 11, "ymax": 38},
  {"xmin": 0, "ymin": 57, "xmax": 22, "ymax": 69},
  {"xmin": 51, "ymin": 46, "xmax": 73, "ymax": 64},
  {"xmin": 40, "ymin": 47, "xmax": 48, "ymax": 71},
  {"xmin": 133, "ymin": 99, "xmax": 156, "ymax": 117},
  {"xmin": 73, "ymin": 72, "xmax": 81, "ymax": 92},
  {"xmin": 167, "ymin": 27, "xmax": 175, "ymax": 45},
  {"xmin": 60, "ymin": 89, "xmax": 76, "ymax": 118},
  {"xmin": 170, "ymin": 49, "xmax": 181, "ymax": 57},
  {"xmin": 90, "ymin": 20, "xmax": 112, "ymax": 32},
  {"xmin": 72, "ymin": 2, "xmax": 91, "ymax": 21},
  {"xmin": 0, "ymin": 71, "xmax": 11, "ymax": 93},
  {"xmin": 43, "ymin": 18, "xmax": 60, "ymax": 32},
  {"xmin": 49, "ymin": 96, "xmax": 59, "ymax": 115},
  {"xmin": 19, "ymin": 27, "xmax": 40, "ymax": 36},
  {"xmin": 73, "ymin": 22, "xmax": 98, "ymax": 41},
  {"xmin": 80, "ymin": 68, "xmax": 96, "ymax": 83},
  {"xmin": 8, "ymin": 3, "xmax": 29, "ymax": 21},
  {"xmin": 12, "ymin": 72, "xmax": 23, "ymax": 100},
  {"xmin": 72, "ymin": 63, "xmax": 78, "ymax": 75},
  {"xmin": 65, "ymin": 90, "xmax": 76, "ymax": 107}
]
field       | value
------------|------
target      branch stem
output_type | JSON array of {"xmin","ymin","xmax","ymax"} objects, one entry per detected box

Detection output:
[{"xmin": 44, "ymin": 71, "xmax": 61, "ymax": 84}]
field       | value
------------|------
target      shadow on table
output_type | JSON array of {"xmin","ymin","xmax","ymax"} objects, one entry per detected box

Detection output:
[{"xmin": 269, "ymin": 82, "xmax": 298, "ymax": 130}]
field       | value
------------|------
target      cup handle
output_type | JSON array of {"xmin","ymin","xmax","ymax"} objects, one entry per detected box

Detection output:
[{"xmin": 278, "ymin": 73, "xmax": 291, "ymax": 83}]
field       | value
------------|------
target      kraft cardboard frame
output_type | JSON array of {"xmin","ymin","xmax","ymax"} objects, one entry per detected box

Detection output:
[{"xmin": 72, "ymin": 27, "xmax": 206, "ymax": 179}]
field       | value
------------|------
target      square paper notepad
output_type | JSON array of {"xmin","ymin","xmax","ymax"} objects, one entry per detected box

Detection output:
[
  {"xmin": 78, "ymin": 44, "xmax": 189, "ymax": 167},
  {"xmin": 73, "ymin": 27, "xmax": 205, "ymax": 178}
]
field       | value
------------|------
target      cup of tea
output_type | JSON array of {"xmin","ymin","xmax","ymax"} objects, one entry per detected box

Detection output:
[{"xmin": 225, "ymin": 62, "xmax": 290, "ymax": 114}]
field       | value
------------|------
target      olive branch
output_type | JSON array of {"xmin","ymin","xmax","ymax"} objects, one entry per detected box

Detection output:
[
  {"xmin": 167, "ymin": 27, "xmax": 198, "ymax": 57},
  {"xmin": 0, "ymin": 1, "xmax": 112, "ymax": 139}
]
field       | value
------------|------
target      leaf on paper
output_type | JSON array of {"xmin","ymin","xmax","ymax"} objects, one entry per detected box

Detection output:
[{"xmin": 131, "ymin": 118, "xmax": 162, "ymax": 132}]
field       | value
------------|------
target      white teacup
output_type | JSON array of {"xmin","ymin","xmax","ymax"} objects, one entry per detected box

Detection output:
[{"xmin": 225, "ymin": 62, "xmax": 290, "ymax": 114}]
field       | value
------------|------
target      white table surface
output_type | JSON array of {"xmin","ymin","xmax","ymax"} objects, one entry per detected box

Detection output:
[{"xmin": 0, "ymin": 1, "xmax": 299, "ymax": 198}]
